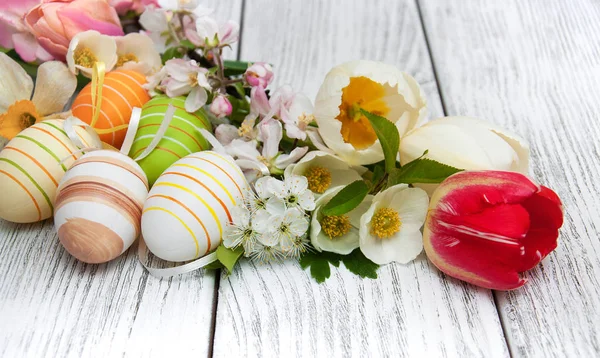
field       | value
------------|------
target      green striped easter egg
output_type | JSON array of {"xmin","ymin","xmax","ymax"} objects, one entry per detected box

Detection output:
[{"xmin": 128, "ymin": 96, "xmax": 212, "ymax": 186}]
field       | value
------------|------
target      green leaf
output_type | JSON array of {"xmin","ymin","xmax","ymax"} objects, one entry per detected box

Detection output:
[
  {"xmin": 216, "ymin": 245, "xmax": 244, "ymax": 274},
  {"xmin": 321, "ymin": 180, "xmax": 369, "ymax": 216},
  {"xmin": 161, "ymin": 47, "xmax": 185, "ymax": 63},
  {"xmin": 203, "ymin": 261, "xmax": 225, "ymax": 270},
  {"xmin": 341, "ymin": 249, "xmax": 379, "ymax": 279},
  {"xmin": 299, "ymin": 250, "xmax": 341, "ymax": 283},
  {"xmin": 361, "ymin": 109, "xmax": 400, "ymax": 173},
  {"xmin": 180, "ymin": 39, "xmax": 197, "ymax": 49},
  {"xmin": 223, "ymin": 60, "xmax": 250, "ymax": 77},
  {"xmin": 388, "ymin": 158, "xmax": 462, "ymax": 186}
]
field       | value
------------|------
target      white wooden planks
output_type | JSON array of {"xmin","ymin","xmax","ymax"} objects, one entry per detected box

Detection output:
[
  {"xmin": 419, "ymin": 0, "xmax": 600, "ymax": 356},
  {"xmin": 0, "ymin": 1, "xmax": 243, "ymax": 357},
  {"xmin": 212, "ymin": 1, "xmax": 509, "ymax": 357}
]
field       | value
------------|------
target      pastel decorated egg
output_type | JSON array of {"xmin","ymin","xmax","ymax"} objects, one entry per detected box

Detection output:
[
  {"xmin": 128, "ymin": 95, "xmax": 212, "ymax": 187},
  {"xmin": 142, "ymin": 151, "xmax": 248, "ymax": 262},
  {"xmin": 0, "ymin": 120, "xmax": 102, "ymax": 223},
  {"xmin": 71, "ymin": 70, "xmax": 150, "ymax": 148},
  {"xmin": 54, "ymin": 150, "xmax": 149, "ymax": 263}
]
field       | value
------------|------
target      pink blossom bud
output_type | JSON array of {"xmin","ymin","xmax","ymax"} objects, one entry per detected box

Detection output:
[
  {"xmin": 245, "ymin": 62, "xmax": 274, "ymax": 88},
  {"xmin": 210, "ymin": 95, "xmax": 233, "ymax": 118}
]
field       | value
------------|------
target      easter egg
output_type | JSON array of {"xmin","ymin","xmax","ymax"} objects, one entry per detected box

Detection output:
[
  {"xmin": 54, "ymin": 150, "xmax": 149, "ymax": 263},
  {"xmin": 142, "ymin": 151, "xmax": 248, "ymax": 262},
  {"xmin": 128, "ymin": 95, "xmax": 212, "ymax": 187},
  {"xmin": 71, "ymin": 70, "xmax": 150, "ymax": 148},
  {"xmin": 0, "ymin": 120, "xmax": 102, "ymax": 223}
]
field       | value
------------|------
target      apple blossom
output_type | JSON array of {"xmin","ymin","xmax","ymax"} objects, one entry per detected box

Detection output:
[
  {"xmin": 162, "ymin": 58, "xmax": 211, "ymax": 112},
  {"xmin": 195, "ymin": 16, "xmax": 239, "ymax": 49},
  {"xmin": 245, "ymin": 62, "xmax": 274, "ymax": 88},
  {"xmin": 210, "ymin": 94, "xmax": 233, "ymax": 118}
]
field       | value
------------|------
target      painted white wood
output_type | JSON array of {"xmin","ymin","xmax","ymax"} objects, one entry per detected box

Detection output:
[
  {"xmin": 212, "ymin": 1, "xmax": 509, "ymax": 357},
  {"xmin": 0, "ymin": 1, "xmax": 242, "ymax": 357},
  {"xmin": 419, "ymin": 0, "xmax": 600, "ymax": 356}
]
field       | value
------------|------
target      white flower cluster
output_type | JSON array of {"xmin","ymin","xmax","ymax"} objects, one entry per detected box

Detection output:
[{"xmin": 223, "ymin": 175, "xmax": 316, "ymax": 263}]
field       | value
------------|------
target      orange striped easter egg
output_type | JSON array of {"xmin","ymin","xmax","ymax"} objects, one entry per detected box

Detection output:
[
  {"xmin": 0, "ymin": 120, "xmax": 102, "ymax": 223},
  {"xmin": 142, "ymin": 151, "xmax": 249, "ymax": 262},
  {"xmin": 71, "ymin": 70, "xmax": 150, "ymax": 148},
  {"xmin": 54, "ymin": 150, "xmax": 149, "ymax": 263}
]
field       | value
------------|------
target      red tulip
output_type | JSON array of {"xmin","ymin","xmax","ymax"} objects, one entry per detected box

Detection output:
[{"xmin": 423, "ymin": 170, "xmax": 563, "ymax": 290}]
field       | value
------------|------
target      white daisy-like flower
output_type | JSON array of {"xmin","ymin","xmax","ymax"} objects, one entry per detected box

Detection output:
[
  {"xmin": 222, "ymin": 205, "xmax": 261, "ymax": 250},
  {"xmin": 284, "ymin": 151, "xmax": 365, "ymax": 197},
  {"xmin": 359, "ymin": 184, "xmax": 429, "ymax": 264},
  {"xmin": 310, "ymin": 186, "xmax": 373, "ymax": 255},
  {"xmin": 66, "ymin": 30, "xmax": 117, "ymax": 78},
  {"xmin": 314, "ymin": 60, "xmax": 426, "ymax": 165},
  {"xmin": 269, "ymin": 175, "xmax": 316, "ymax": 213}
]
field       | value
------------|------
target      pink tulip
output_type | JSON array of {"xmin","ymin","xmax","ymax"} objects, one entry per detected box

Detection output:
[
  {"xmin": 109, "ymin": 0, "xmax": 159, "ymax": 15},
  {"xmin": 0, "ymin": 0, "xmax": 52, "ymax": 62},
  {"xmin": 24, "ymin": 0, "xmax": 124, "ymax": 61},
  {"xmin": 423, "ymin": 170, "xmax": 564, "ymax": 290}
]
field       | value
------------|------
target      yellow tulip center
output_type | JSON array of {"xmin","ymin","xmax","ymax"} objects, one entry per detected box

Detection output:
[
  {"xmin": 320, "ymin": 214, "xmax": 351, "ymax": 239},
  {"xmin": 370, "ymin": 207, "xmax": 401, "ymax": 239},
  {"xmin": 74, "ymin": 47, "xmax": 98, "ymax": 68},
  {"xmin": 304, "ymin": 166, "xmax": 332, "ymax": 194},
  {"xmin": 336, "ymin": 76, "xmax": 390, "ymax": 150},
  {"xmin": 116, "ymin": 53, "xmax": 139, "ymax": 67},
  {"xmin": 0, "ymin": 100, "xmax": 40, "ymax": 140}
]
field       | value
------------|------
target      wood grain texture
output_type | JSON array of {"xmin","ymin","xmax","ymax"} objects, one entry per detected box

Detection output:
[
  {"xmin": 0, "ymin": 1, "xmax": 243, "ymax": 357},
  {"xmin": 419, "ymin": 0, "xmax": 600, "ymax": 356},
  {"xmin": 212, "ymin": 1, "xmax": 509, "ymax": 357}
]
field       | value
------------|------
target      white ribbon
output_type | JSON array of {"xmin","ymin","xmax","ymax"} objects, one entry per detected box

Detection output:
[
  {"xmin": 120, "ymin": 107, "xmax": 142, "ymax": 155},
  {"xmin": 138, "ymin": 236, "xmax": 218, "ymax": 278},
  {"xmin": 133, "ymin": 104, "xmax": 176, "ymax": 162},
  {"xmin": 59, "ymin": 116, "xmax": 103, "ymax": 164}
]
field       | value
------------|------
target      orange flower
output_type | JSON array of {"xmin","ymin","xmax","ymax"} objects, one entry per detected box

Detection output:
[{"xmin": 0, "ymin": 53, "xmax": 76, "ymax": 143}]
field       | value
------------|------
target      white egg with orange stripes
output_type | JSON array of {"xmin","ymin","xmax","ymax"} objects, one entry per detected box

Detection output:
[
  {"xmin": 54, "ymin": 150, "xmax": 149, "ymax": 263},
  {"xmin": 142, "ymin": 151, "xmax": 248, "ymax": 262},
  {"xmin": 0, "ymin": 119, "xmax": 101, "ymax": 223}
]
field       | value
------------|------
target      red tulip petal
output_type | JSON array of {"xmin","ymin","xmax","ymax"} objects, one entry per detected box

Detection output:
[
  {"xmin": 521, "ymin": 185, "xmax": 564, "ymax": 230},
  {"xmin": 518, "ymin": 227, "xmax": 559, "ymax": 272}
]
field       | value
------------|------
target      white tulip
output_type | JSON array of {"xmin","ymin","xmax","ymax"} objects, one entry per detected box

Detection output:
[
  {"xmin": 399, "ymin": 116, "xmax": 530, "ymax": 194},
  {"xmin": 314, "ymin": 60, "xmax": 426, "ymax": 166}
]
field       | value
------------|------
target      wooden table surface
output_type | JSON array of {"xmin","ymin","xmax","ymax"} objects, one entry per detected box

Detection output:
[{"xmin": 1, "ymin": 0, "xmax": 599, "ymax": 357}]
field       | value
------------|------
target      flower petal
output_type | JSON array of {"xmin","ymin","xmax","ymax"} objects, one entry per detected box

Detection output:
[
  {"xmin": 0, "ymin": 52, "xmax": 32, "ymax": 113},
  {"xmin": 185, "ymin": 86, "xmax": 207, "ymax": 113},
  {"xmin": 31, "ymin": 61, "xmax": 76, "ymax": 116}
]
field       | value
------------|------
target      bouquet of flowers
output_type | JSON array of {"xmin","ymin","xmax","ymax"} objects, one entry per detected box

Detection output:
[{"xmin": 0, "ymin": 0, "xmax": 564, "ymax": 290}]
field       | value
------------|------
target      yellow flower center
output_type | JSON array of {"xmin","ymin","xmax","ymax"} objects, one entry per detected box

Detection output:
[
  {"xmin": 298, "ymin": 112, "xmax": 315, "ymax": 126},
  {"xmin": 304, "ymin": 166, "xmax": 332, "ymax": 194},
  {"xmin": 238, "ymin": 121, "xmax": 254, "ymax": 138},
  {"xmin": 116, "ymin": 53, "xmax": 139, "ymax": 67},
  {"xmin": 320, "ymin": 215, "xmax": 351, "ymax": 239},
  {"xmin": 0, "ymin": 100, "xmax": 41, "ymax": 140},
  {"xmin": 370, "ymin": 207, "xmax": 401, "ymax": 239},
  {"xmin": 74, "ymin": 47, "xmax": 98, "ymax": 68},
  {"xmin": 336, "ymin": 76, "xmax": 390, "ymax": 150}
]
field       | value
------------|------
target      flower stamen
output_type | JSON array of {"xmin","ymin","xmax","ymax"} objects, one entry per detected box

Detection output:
[
  {"xmin": 320, "ymin": 215, "xmax": 351, "ymax": 239},
  {"xmin": 370, "ymin": 207, "xmax": 401, "ymax": 239},
  {"xmin": 304, "ymin": 166, "xmax": 332, "ymax": 194},
  {"xmin": 74, "ymin": 47, "xmax": 98, "ymax": 68},
  {"xmin": 116, "ymin": 53, "xmax": 139, "ymax": 67}
]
